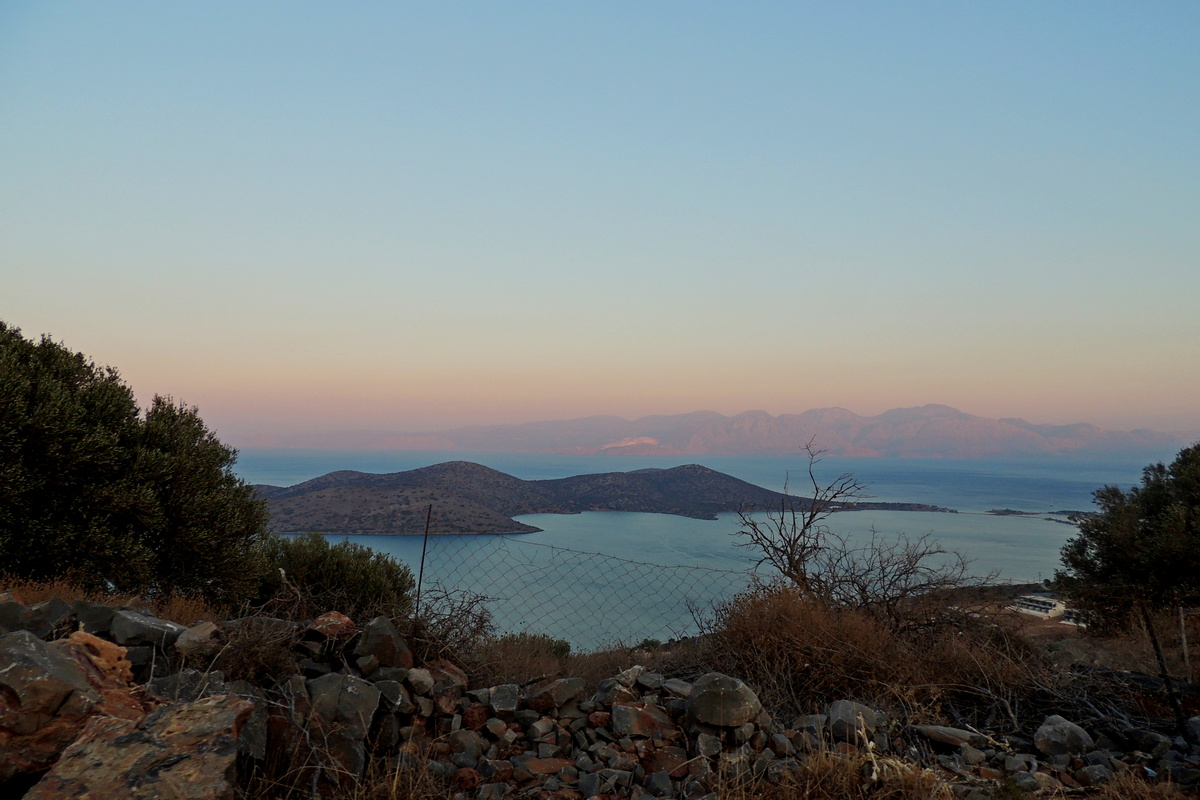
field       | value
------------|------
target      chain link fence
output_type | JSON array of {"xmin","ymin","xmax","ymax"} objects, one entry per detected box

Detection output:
[{"xmin": 411, "ymin": 534, "xmax": 760, "ymax": 651}]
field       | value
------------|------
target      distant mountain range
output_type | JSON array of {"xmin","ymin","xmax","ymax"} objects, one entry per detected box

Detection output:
[
  {"xmin": 294, "ymin": 405, "xmax": 1191, "ymax": 459},
  {"xmin": 254, "ymin": 461, "xmax": 950, "ymax": 535}
]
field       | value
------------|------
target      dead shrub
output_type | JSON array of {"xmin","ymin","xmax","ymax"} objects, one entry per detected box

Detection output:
[
  {"xmin": 702, "ymin": 582, "xmax": 1044, "ymax": 722},
  {"xmin": 406, "ymin": 584, "xmax": 494, "ymax": 665},
  {"xmin": 211, "ymin": 617, "xmax": 299, "ymax": 686}
]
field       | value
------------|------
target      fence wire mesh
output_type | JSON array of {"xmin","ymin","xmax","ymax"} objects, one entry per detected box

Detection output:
[{"xmin": 414, "ymin": 534, "xmax": 760, "ymax": 651}]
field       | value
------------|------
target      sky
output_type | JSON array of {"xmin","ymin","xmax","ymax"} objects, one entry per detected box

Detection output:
[{"xmin": 2, "ymin": 2, "xmax": 1198, "ymax": 447}]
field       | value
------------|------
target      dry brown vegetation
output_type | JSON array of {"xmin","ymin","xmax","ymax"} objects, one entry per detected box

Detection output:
[
  {"xmin": 6, "ymin": 575, "xmax": 1197, "ymax": 799},
  {"xmin": 698, "ymin": 582, "xmax": 1047, "ymax": 724},
  {"xmin": 737, "ymin": 747, "xmax": 957, "ymax": 800},
  {"xmin": 0, "ymin": 573, "xmax": 222, "ymax": 626},
  {"xmin": 1083, "ymin": 772, "xmax": 1196, "ymax": 800}
]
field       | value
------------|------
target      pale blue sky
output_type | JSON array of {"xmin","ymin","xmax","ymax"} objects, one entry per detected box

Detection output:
[{"xmin": 2, "ymin": 2, "xmax": 1198, "ymax": 444}]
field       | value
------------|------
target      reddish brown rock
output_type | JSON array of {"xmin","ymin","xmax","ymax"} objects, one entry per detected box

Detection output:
[
  {"xmin": 642, "ymin": 745, "xmax": 689, "ymax": 778},
  {"xmin": 310, "ymin": 611, "xmax": 356, "ymax": 640},
  {"xmin": 490, "ymin": 759, "xmax": 514, "ymax": 783},
  {"xmin": 26, "ymin": 694, "xmax": 253, "ymax": 800},
  {"xmin": 462, "ymin": 702, "xmax": 489, "ymax": 732},
  {"xmin": 612, "ymin": 702, "xmax": 677, "ymax": 738},
  {"xmin": 513, "ymin": 755, "xmax": 573, "ymax": 775},
  {"xmin": 527, "ymin": 693, "xmax": 557, "ymax": 714},
  {"xmin": 61, "ymin": 631, "xmax": 147, "ymax": 722},
  {"xmin": 0, "ymin": 630, "xmax": 149, "ymax": 781},
  {"xmin": 526, "ymin": 677, "xmax": 586, "ymax": 712},
  {"xmin": 455, "ymin": 767, "xmax": 483, "ymax": 790},
  {"xmin": 588, "ymin": 711, "xmax": 611, "ymax": 729}
]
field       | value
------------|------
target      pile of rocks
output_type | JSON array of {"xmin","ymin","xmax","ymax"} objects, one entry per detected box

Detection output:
[{"xmin": 3, "ymin": 594, "xmax": 1199, "ymax": 799}]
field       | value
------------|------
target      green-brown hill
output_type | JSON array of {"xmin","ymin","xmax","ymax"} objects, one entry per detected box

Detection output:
[{"xmin": 255, "ymin": 461, "xmax": 951, "ymax": 535}]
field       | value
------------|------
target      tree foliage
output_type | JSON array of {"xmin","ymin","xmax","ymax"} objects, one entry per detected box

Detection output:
[
  {"xmin": 0, "ymin": 321, "xmax": 270, "ymax": 603},
  {"xmin": 1057, "ymin": 443, "xmax": 1200, "ymax": 631}
]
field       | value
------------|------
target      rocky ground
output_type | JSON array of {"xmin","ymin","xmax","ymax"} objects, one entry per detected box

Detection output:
[{"xmin": 2, "ymin": 594, "xmax": 1199, "ymax": 799}]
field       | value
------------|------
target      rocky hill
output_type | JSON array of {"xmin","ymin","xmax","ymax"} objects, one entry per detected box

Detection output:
[{"xmin": 255, "ymin": 461, "xmax": 951, "ymax": 535}]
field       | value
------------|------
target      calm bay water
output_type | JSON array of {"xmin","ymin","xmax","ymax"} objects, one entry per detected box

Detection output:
[
  {"xmin": 234, "ymin": 448, "xmax": 1169, "ymax": 647},
  {"xmin": 235, "ymin": 448, "xmax": 1163, "ymax": 583}
]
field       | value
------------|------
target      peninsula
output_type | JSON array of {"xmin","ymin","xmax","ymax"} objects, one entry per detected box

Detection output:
[{"xmin": 254, "ymin": 461, "xmax": 953, "ymax": 535}]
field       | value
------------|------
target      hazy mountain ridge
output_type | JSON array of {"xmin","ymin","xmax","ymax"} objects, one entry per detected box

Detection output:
[
  {"xmin": 255, "ymin": 461, "xmax": 951, "ymax": 536},
  {"xmin": 303, "ymin": 405, "xmax": 1189, "ymax": 458}
]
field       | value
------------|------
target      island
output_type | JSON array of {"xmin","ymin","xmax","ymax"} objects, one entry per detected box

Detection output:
[{"xmin": 254, "ymin": 461, "xmax": 956, "ymax": 536}]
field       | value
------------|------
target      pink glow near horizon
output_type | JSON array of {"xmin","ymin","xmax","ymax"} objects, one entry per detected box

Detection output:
[{"xmin": 3, "ymin": 4, "xmax": 1198, "ymax": 443}]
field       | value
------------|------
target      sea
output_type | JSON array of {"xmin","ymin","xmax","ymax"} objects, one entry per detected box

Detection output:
[{"xmin": 233, "ymin": 448, "xmax": 1172, "ymax": 649}]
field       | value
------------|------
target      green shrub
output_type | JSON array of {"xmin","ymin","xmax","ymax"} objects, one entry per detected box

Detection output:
[
  {"xmin": 261, "ymin": 532, "xmax": 415, "ymax": 621},
  {"xmin": 0, "ymin": 322, "xmax": 269, "ymax": 604}
]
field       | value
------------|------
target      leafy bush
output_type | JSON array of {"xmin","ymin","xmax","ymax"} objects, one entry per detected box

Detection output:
[
  {"xmin": 260, "ymin": 533, "xmax": 414, "ymax": 622},
  {"xmin": 0, "ymin": 322, "xmax": 269, "ymax": 604}
]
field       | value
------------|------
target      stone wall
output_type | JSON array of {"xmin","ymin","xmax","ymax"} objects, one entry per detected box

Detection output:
[{"xmin": 2, "ymin": 594, "xmax": 1199, "ymax": 798}]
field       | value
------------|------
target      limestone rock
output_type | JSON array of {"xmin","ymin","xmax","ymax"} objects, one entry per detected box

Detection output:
[
  {"xmin": 353, "ymin": 616, "xmax": 413, "ymax": 669},
  {"xmin": 1034, "ymin": 715, "xmax": 1094, "ymax": 756},
  {"xmin": 527, "ymin": 677, "xmax": 586, "ymax": 711},
  {"xmin": 826, "ymin": 700, "xmax": 878, "ymax": 743},
  {"xmin": 307, "ymin": 672, "xmax": 381, "ymax": 781},
  {"xmin": 26, "ymin": 694, "xmax": 254, "ymax": 800},
  {"xmin": 110, "ymin": 610, "xmax": 186, "ymax": 649},
  {"xmin": 595, "ymin": 676, "xmax": 640, "ymax": 705},
  {"xmin": 685, "ymin": 673, "xmax": 761, "ymax": 728},
  {"xmin": 911, "ymin": 724, "xmax": 988, "ymax": 749},
  {"xmin": 175, "ymin": 621, "xmax": 222, "ymax": 661},
  {"xmin": 490, "ymin": 683, "xmax": 520, "ymax": 715}
]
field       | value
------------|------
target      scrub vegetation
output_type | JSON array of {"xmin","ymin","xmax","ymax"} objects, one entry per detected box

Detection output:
[{"xmin": 2, "ymin": 321, "xmax": 1198, "ymax": 799}]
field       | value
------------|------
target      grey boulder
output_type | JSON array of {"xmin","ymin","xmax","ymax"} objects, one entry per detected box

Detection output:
[
  {"xmin": 1034, "ymin": 714, "xmax": 1094, "ymax": 756},
  {"xmin": 685, "ymin": 673, "xmax": 761, "ymax": 728}
]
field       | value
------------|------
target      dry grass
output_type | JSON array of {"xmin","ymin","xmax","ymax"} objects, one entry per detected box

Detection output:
[
  {"xmin": 715, "ymin": 747, "xmax": 955, "ymax": 800},
  {"xmin": 0, "ymin": 573, "xmax": 223, "ymax": 626},
  {"xmin": 1079, "ymin": 611, "xmax": 1200, "ymax": 685},
  {"xmin": 1083, "ymin": 772, "xmax": 1197, "ymax": 800},
  {"xmin": 702, "ymin": 583, "xmax": 1045, "ymax": 722},
  {"xmin": 239, "ymin": 749, "xmax": 452, "ymax": 800},
  {"xmin": 464, "ymin": 631, "xmax": 570, "ymax": 686}
]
